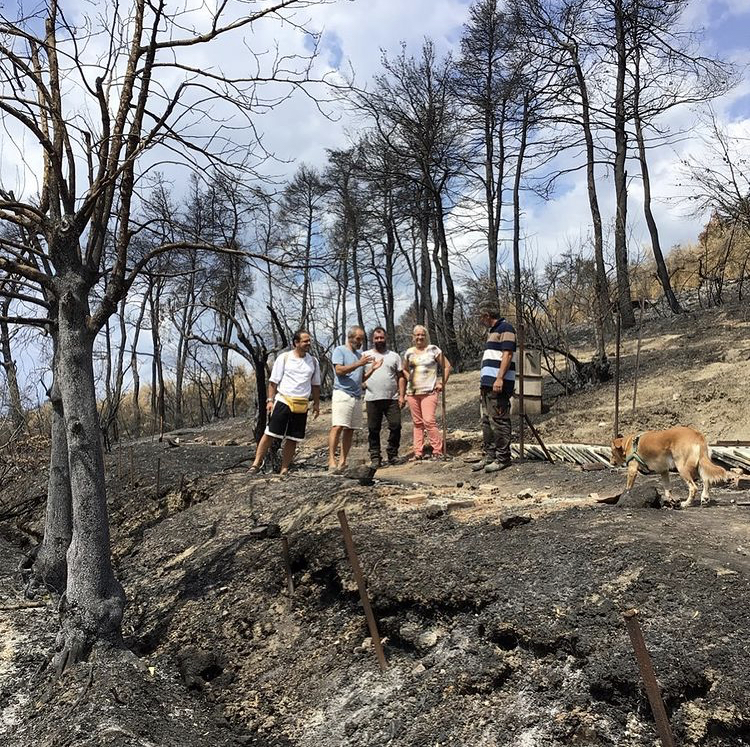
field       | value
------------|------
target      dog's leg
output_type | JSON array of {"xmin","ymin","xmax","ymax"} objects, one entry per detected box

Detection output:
[
  {"xmin": 700, "ymin": 480, "xmax": 711, "ymax": 505},
  {"xmin": 626, "ymin": 462, "xmax": 639, "ymax": 491},
  {"xmin": 660, "ymin": 471, "xmax": 672, "ymax": 503},
  {"xmin": 678, "ymin": 464, "xmax": 699, "ymax": 508}
]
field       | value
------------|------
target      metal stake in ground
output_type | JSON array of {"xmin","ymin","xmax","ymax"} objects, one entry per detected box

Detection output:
[
  {"xmin": 524, "ymin": 414, "xmax": 553, "ymax": 463},
  {"xmin": 337, "ymin": 509, "xmax": 388, "ymax": 671},
  {"xmin": 440, "ymin": 357, "xmax": 448, "ymax": 457},
  {"xmin": 623, "ymin": 609, "xmax": 676, "ymax": 747},
  {"xmin": 280, "ymin": 536, "xmax": 294, "ymax": 601}
]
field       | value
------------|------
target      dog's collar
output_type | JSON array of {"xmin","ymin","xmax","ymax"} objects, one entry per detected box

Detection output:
[{"xmin": 625, "ymin": 434, "xmax": 649, "ymax": 470}]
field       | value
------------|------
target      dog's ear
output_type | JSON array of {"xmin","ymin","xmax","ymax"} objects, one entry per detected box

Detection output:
[{"xmin": 611, "ymin": 436, "xmax": 624, "ymax": 451}]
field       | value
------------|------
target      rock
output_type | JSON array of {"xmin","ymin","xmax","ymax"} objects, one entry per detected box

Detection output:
[
  {"xmin": 425, "ymin": 504, "xmax": 444, "ymax": 519},
  {"xmin": 343, "ymin": 464, "xmax": 377, "ymax": 484},
  {"xmin": 615, "ymin": 484, "xmax": 662, "ymax": 508},
  {"xmin": 417, "ymin": 630, "xmax": 440, "ymax": 649},
  {"xmin": 501, "ymin": 514, "xmax": 532, "ymax": 530},
  {"xmin": 720, "ymin": 348, "xmax": 750, "ymax": 363},
  {"xmin": 516, "ymin": 488, "xmax": 534, "ymax": 499},
  {"xmin": 246, "ymin": 524, "xmax": 281, "ymax": 539},
  {"xmin": 446, "ymin": 499, "xmax": 475, "ymax": 512}
]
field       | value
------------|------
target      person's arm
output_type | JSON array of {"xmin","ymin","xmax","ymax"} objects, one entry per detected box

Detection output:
[
  {"xmin": 402, "ymin": 352, "xmax": 414, "ymax": 390},
  {"xmin": 335, "ymin": 356, "xmax": 372, "ymax": 376},
  {"xmin": 398, "ymin": 369, "xmax": 407, "ymax": 407},
  {"xmin": 362, "ymin": 357, "xmax": 383, "ymax": 382},
  {"xmin": 266, "ymin": 380, "xmax": 278, "ymax": 414},
  {"xmin": 493, "ymin": 350, "xmax": 513, "ymax": 393},
  {"xmin": 435, "ymin": 353, "xmax": 452, "ymax": 392},
  {"xmin": 311, "ymin": 385, "xmax": 320, "ymax": 418},
  {"xmin": 266, "ymin": 355, "xmax": 285, "ymax": 413}
]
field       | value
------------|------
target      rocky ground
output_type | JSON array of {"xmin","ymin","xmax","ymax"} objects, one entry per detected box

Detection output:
[{"xmin": 2, "ymin": 301, "xmax": 750, "ymax": 746}]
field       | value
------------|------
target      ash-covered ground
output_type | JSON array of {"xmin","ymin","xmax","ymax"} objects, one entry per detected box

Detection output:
[{"xmin": 2, "ymin": 422, "xmax": 750, "ymax": 746}]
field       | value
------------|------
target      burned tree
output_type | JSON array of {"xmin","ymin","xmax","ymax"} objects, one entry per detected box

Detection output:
[{"xmin": 0, "ymin": 0, "xmax": 329, "ymax": 669}]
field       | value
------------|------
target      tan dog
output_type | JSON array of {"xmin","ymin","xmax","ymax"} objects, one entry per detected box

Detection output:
[{"xmin": 611, "ymin": 426, "xmax": 727, "ymax": 507}]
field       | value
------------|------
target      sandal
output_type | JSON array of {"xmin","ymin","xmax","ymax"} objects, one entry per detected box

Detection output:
[{"xmin": 248, "ymin": 465, "xmax": 261, "ymax": 475}]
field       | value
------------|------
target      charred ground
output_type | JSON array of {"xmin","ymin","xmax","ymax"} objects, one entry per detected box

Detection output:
[{"xmin": 2, "ymin": 301, "xmax": 750, "ymax": 747}]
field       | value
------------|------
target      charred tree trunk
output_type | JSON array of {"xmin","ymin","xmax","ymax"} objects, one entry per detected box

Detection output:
[
  {"xmin": 512, "ymin": 93, "xmax": 530, "ymax": 454},
  {"xmin": 0, "ymin": 299, "xmax": 25, "ymax": 430},
  {"xmin": 54, "ymin": 275, "xmax": 125, "ymax": 671},
  {"xmin": 301, "ymin": 200, "xmax": 313, "ymax": 327},
  {"xmin": 633, "ymin": 45, "xmax": 682, "ymax": 315},
  {"xmin": 434, "ymin": 195, "xmax": 461, "ymax": 368},
  {"xmin": 384, "ymin": 210, "xmax": 397, "ymax": 342},
  {"xmin": 130, "ymin": 292, "xmax": 148, "ymax": 437},
  {"xmin": 613, "ymin": 0, "xmax": 636, "ymax": 328},
  {"xmin": 417, "ymin": 203, "xmax": 436, "ymax": 341},
  {"xmin": 568, "ymin": 43, "xmax": 610, "ymax": 358},
  {"xmin": 33, "ymin": 337, "xmax": 72, "ymax": 593}
]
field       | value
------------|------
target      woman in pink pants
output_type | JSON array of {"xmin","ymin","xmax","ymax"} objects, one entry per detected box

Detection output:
[{"xmin": 403, "ymin": 325, "xmax": 452, "ymax": 459}]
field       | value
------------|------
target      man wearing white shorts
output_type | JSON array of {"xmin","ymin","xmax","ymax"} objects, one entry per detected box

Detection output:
[{"xmin": 327, "ymin": 326, "xmax": 379, "ymax": 472}]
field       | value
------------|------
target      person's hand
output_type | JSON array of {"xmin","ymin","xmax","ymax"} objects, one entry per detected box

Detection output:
[
  {"xmin": 398, "ymin": 396, "xmax": 406, "ymax": 409},
  {"xmin": 492, "ymin": 379, "xmax": 503, "ymax": 394},
  {"xmin": 435, "ymin": 382, "xmax": 443, "ymax": 393},
  {"xmin": 371, "ymin": 357, "xmax": 383, "ymax": 371},
  {"xmin": 361, "ymin": 354, "xmax": 375, "ymax": 366},
  {"xmin": 266, "ymin": 399, "xmax": 274, "ymax": 414},
  {"xmin": 312, "ymin": 403, "xmax": 320, "ymax": 419}
]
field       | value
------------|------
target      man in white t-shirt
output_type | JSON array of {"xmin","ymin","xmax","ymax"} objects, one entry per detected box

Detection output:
[
  {"xmin": 363, "ymin": 327, "xmax": 406, "ymax": 467},
  {"xmin": 249, "ymin": 330, "xmax": 320, "ymax": 476}
]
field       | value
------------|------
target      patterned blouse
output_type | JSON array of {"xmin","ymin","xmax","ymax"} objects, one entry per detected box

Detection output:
[{"xmin": 404, "ymin": 344, "xmax": 443, "ymax": 395}]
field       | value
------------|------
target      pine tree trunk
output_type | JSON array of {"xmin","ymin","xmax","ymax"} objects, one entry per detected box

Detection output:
[
  {"xmin": 569, "ymin": 46, "xmax": 610, "ymax": 358},
  {"xmin": 633, "ymin": 46, "xmax": 682, "ymax": 315}
]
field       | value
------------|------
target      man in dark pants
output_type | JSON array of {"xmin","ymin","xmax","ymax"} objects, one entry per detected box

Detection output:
[
  {"xmin": 362, "ymin": 327, "xmax": 406, "ymax": 467},
  {"xmin": 473, "ymin": 306, "xmax": 517, "ymax": 473}
]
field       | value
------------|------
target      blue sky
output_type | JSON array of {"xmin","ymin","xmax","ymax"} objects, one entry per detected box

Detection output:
[
  {"xmin": 276, "ymin": 0, "xmax": 750, "ymax": 274},
  {"xmin": 2, "ymin": 0, "xmax": 750, "ymax": 405}
]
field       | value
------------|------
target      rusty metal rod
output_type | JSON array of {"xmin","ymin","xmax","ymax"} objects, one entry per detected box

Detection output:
[
  {"xmin": 337, "ymin": 509, "xmax": 388, "ymax": 672},
  {"xmin": 524, "ymin": 414, "xmax": 553, "ymax": 463},
  {"xmin": 440, "ymin": 357, "xmax": 447, "ymax": 457},
  {"xmin": 623, "ymin": 609, "xmax": 675, "ymax": 747},
  {"xmin": 281, "ymin": 536, "xmax": 294, "ymax": 599}
]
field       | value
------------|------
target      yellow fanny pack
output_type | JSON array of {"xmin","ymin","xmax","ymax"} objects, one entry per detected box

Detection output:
[{"xmin": 282, "ymin": 395, "xmax": 309, "ymax": 414}]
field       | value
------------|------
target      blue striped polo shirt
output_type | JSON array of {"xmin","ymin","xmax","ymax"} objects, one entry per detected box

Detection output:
[{"xmin": 480, "ymin": 318, "xmax": 517, "ymax": 393}]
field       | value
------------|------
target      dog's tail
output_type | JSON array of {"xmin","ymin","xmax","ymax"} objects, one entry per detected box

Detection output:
[{"xmin": 698, "ymin": 443, "xmax": 727, "ymax": 485}]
